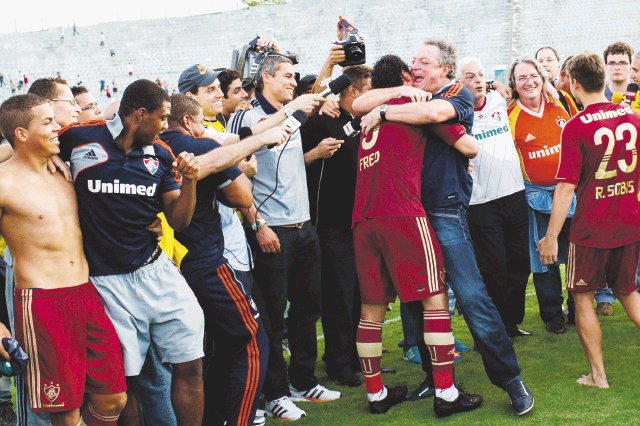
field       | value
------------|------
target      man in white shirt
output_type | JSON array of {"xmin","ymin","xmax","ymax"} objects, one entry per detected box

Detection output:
[{"xmin": 459, "ymin": 57, "xmax": 533, "ymax": 334}]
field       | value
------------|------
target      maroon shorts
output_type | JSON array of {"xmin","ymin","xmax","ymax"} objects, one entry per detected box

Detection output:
[
  {"xmin": 566, "ymin": 242, "xmax": 640, "ymax": 296},
  {"xmin": 14, "ymin": 282, "xmax": 127, "ymax": 412},
  {"xmin": 353, "ymin": 216, "xmax": 446, "ymax": 304}
]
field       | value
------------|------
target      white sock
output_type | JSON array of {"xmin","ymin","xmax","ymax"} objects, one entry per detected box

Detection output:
[
  {"xmin": 367, "ymin": 386, "xmax": 388, "ymax": 402},
  {"xmin": 436, "ymin": 384, "xmax": 459, "ymax": 402}
]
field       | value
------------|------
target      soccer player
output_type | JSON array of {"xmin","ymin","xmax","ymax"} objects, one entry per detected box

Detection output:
[
  {"xmin": 352, "ymin": 54, "xmax": 482, "ymax": 418},
  {"xmin": 160, "ymin": 94, "xmax": 289, "ymax": 426},
  {"xmin": 538, "ymin": 52, "xmax": 640, "ymax": 388},
  {"xmin": 354, "ymin": 39, "xmax": 533, "ymax": 416},
  {"xmin": 57, "ymin": 79, "xmax": 206, "ymax": 425},
  {"xmin": 0, "ymin": 93, "xmax": 127, "ymax": 426}
]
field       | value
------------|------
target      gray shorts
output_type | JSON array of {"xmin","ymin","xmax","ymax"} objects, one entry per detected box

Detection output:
[{"xmin": 91, "ymin": 253, "xmax": 204, "ymax": 376}]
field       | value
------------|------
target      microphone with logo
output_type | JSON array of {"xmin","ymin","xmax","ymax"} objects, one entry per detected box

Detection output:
[
  {"xmin": 267, "ymin": 110, "xmax": 309, "ymax": 149},
  {"xmin": 318, "ymin": 74, "xmax": 352, "ymax": 98},
  {"xmin": 342, "ymin": 115, "xmax": 362, "ymax": 138},
  {"xmin": 611, "ymin": 82, "xmax": 640, "ymax": 113}
]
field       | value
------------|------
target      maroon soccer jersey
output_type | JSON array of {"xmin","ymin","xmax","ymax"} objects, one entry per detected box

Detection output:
[
  {"xmin": 557, "ymin": 102, "xmax": 640, "ymax": 248},
  {"xmin": 352, "ymin": 97, "xmax": 463, "ymax": 226}
]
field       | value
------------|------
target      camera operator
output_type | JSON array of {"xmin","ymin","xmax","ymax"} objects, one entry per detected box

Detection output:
[
  {"xmin": 301, "ymin": 65, "xmax": 371, "ymax": 388},
  {"xmin": 228, "ymin": 54, "xmax": 340, "ymax": 422}
]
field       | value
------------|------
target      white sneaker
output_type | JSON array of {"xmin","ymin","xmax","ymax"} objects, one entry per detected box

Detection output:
[
  {"xmin": 252, "ymin": 408, "xmax": 266, "ymax": 426},
  {"xmin": 289, "ymin": 383, "xmax": 342, "ymax": 402},
  {"xmin": 266, "ymin": 396, "xmax": 307, "ymax": 421}
]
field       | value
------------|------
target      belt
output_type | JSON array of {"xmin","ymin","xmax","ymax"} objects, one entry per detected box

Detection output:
[
  {"xmin": 142, "ymin": 245, "xmax": 163, "ymax": 267},
  {"xmin": 278, "ymin": 221, "xmax": 307, "ymax": 229}
]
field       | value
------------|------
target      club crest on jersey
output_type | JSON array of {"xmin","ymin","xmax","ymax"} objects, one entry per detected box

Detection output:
[
  {"xmin": 491, "ymin": 111, "xmax": 502, "ymax": 121},
  {"xmin": 144, "ymin": 158, "xmax": 159, "ymax": 175},
  {"xmin": 44, "ymin": 382, "xmax": 60, "ymax": 403},
  {"xmin": 556, "ymin": 118, "xmax": 567, "ymax": 128}
]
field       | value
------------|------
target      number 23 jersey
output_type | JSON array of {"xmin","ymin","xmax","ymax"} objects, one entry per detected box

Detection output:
[{"xmin": 557, "ymin": 102, "xmax": 640, "ymax": 248}]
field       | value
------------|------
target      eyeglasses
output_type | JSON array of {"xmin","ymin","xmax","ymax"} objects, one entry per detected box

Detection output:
[
  {"xmin": 516, "ymin": 74, "xmax": 541, "ymax": 83},
  {"xmin": 607, "ymin": 61, "xmax": 630, "ymax": 67},
  {"xmin": 81, "ymin": 102, "xmax": 97, "ymax": 111},
  {"xmin": 50, "ymin": 98, "xmax": 79, "ymax": 107}
]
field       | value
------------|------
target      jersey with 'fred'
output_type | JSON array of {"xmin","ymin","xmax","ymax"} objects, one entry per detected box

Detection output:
[
  {"xmin": 58, "ymin": 117, "xmax": 180, "ymax": 275},
  {"xmin": 556, "ymin": 102, "xmax": 640, "ymax": 248}
]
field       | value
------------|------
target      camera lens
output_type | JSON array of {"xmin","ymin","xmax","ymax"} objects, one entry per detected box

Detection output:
[{"xmin": 348, "ymin": 46, "xmax": 364, "ymax": 61}]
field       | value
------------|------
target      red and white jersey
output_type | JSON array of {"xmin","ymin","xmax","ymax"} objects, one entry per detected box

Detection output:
[{"xmin": 557, "ymin": 102, "xmax": 640, "ymax": 248}]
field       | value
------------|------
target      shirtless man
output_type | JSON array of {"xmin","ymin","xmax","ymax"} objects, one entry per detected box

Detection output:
[{"xmin": 0, "ymin": 94, "xmax": 127, "ymax": 426}]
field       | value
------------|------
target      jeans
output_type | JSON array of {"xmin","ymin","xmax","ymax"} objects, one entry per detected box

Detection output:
[
  {"xmin": 318, "ymin": 228, "xmax": 361, "ymax": 377},
  {"xmin": 132, "ymin": 346, "xmax": 176, "ymax": 426},
  {"xmin": 400, "ymin": 303, "xmax": 418, "ymax": 347},
  {"xmin": 595, "ymin": 287, "xmax": 617, "ymax": 304},
  {"xmin": 530, "ymin": 210, "xmax": 569, "ymax": 323},
  {"xmin": 247, "ymin": 221, "xmax": 322, "ymax": 400},
  {"xmin": 415, "ymin": 206, "xmax": 522, "ymax": 389},
  {"xmin": 468, "ymin": 191, "xmax": 530, "ymax": 328}
]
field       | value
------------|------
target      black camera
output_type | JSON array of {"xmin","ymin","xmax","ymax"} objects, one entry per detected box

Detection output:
[
  {"xmin": 231, "ymin": 36, "xmax": 299, "ymax": 88},
  {"xmin": 336, "ymin": 17, "xmax": 366, "ymax": 67}
]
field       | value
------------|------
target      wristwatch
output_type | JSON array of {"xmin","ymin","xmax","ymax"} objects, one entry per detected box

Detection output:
[
  {"xmin": 284, "ymin": 107, "xmax": 294, "ymax": 117},
  {"xmin": 379, "ymin": 104, "xmax": 389, "ymax": 121},
  {"xmin": 251, "ymin": 218, "xmax": 267, "ymax": 231}
]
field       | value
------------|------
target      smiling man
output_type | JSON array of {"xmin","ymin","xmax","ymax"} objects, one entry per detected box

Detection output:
[
  {"xmin": 353, "ymin": 38, "xmax": 534, "ymax": 416},
  {"xmin": 0, "ymin": 94, "xmax": 127, "ymax": 426},
  {"xmin": 227, "ymin": 55, "xmax": 336, "ymax": 422},
  {"xmin": 71, "ymin": 86, "xmax": 102, "ymax": 124},
  {"xmin": 57, "ymin": 79, "xmax": 206, "ymax": 426}
]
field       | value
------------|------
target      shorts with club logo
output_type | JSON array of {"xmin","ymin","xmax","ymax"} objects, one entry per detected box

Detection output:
[
  {"xmin": 354, "ymin": 216, "xmax": 446, "ymax": 304},
  {"xmin": 13, "ymin": 282, "xmax": 127, "ymax": 413},
  {"xmin": 566, "ymin": 242, "xmax": 640, "ymax": 296}
]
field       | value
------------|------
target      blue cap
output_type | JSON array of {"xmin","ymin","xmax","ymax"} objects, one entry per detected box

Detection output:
[{"xmin": 178, "ymin": 64, "xmax": 221, "ymax": 94}]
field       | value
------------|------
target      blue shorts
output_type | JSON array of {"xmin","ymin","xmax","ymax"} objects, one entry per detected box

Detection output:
[{"xmin": 91, "ymin": 253, "xmax": 205, "ymax": 376}]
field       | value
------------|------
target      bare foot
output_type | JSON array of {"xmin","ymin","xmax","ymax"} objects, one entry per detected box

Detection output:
[{"xmin": 576, "ymin": 374, "xmax": 609, "ymax": 388}]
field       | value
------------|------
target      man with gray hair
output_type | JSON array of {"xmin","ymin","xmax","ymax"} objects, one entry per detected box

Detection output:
[
  {"xmin": 458, "ymin": 57, "xmax": 531, "ymax": 336},
  {"xmin": 354, "ymin": 39, "xmax": 534, "ymax": 416},
  {"xmin": 630, "ymin": 52, "xmax": 640, "ymax": 84},
  {"xmin": 228, "ymin": 54, "xmax": 339, "ymax": 422}
]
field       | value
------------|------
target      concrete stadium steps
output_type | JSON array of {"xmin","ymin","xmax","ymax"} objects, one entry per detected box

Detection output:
[{"xmin": 0, "ymin": 0, "xmax": 636, "ymax": 104}]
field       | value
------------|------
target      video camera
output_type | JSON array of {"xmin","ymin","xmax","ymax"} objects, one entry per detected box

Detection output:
[
  {"xmin": 335, "ymin": 17, "xmax": 366, "ymax": 67},
  {"xmin": 230, "ymin": 36, "xmax": 299, "ymax": 88}
]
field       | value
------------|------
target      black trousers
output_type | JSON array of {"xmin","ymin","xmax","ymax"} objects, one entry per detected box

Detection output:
[
  {"xmin": 247, "ymin": 221, "xmax": 322, "ymax": 400},
  {"xmin": 318, "ymin": 228, "xmax": 361, "ymax": 377},
  {"xmin": 467, "ymin": 191, "xmax": 531, "ymax": 328}
]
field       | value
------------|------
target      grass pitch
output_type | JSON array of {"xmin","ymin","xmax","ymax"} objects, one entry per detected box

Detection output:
[{"xmin": 276, "ymin": 286, "xmax": 640, "ymax": 425}]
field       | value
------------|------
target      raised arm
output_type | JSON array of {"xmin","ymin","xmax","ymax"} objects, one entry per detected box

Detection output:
[
  {"xmin": 197, "ymin": 127, "xmax": 289, "ymax": 179},
  {"xmin": 161, "ymin": 152, "xmax": 199, "ymax": 231}
]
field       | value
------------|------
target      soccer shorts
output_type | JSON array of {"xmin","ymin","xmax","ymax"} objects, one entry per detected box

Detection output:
[
  {"xmin": 91, "ymin": 252, "xmax": 205, "ymax": 376},
  {"xmin": 13, "ymin": 282, "xmax": 126, "ymax": 413},
  {"xmin": 566, "ymin": 242, "xmax": 640, "ymax": 296},
  {"xmin": 353, "ymin": 216, "xmax": 446, "ymax": 304}
]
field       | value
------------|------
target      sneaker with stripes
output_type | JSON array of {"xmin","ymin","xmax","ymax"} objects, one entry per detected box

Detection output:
[
  {"xmin": 289, "ymin": 383, "xmax": 342, "ymax": 402},
  {"xmin": 266, "ymin": 396, "xmax": 307, "ymax": 421}
]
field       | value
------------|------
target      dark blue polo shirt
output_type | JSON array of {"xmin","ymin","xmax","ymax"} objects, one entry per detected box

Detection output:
[
  {"xmin": 159, "ymin": 130, "xmax": 242, "ymax": 269},
  {"xmin": 421, "ymin": 82, "xmax": 475, "ymax": 210},
  {"xmin": 58, "ymin": 117, "xmax": 180, "ymax": 276}
]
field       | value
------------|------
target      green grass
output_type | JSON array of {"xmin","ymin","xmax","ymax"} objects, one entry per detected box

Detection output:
[{"xmin": 273, "ymin": 284, "xmax": 640, "ymax": 425}]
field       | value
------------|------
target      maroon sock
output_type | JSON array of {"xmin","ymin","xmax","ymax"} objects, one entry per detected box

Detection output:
[
  {"xmin": 356, "ymin": 319, "xmax": 384, "ymax": 395},
  {"xmin": 423, "ymin": 309, "xmax": 455, "ymax": 390}
]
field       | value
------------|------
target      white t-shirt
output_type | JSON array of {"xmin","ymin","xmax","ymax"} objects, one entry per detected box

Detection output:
[{"xmin": 469, "ymin": 91, "xmax": 524, "ymax": 205}]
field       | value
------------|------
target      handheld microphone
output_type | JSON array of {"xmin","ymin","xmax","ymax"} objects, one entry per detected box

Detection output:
[
  {"xmin": 267, "ymin": 110, "xmax": 309, "ymax": 149},
  {"xmin": 342, "ymin": 116, "xmax": 362, "ymax": 137},
  {"xmin": 625, "ymin": 82, "xmax": 639, "ymax": 102},
  {"xmin": 318, "ymin": 74, "xmax": 352, "ymax": 98},
  {"xmin": 612, "ymin": 82, "xmax": 639, "ymax": 104}
]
